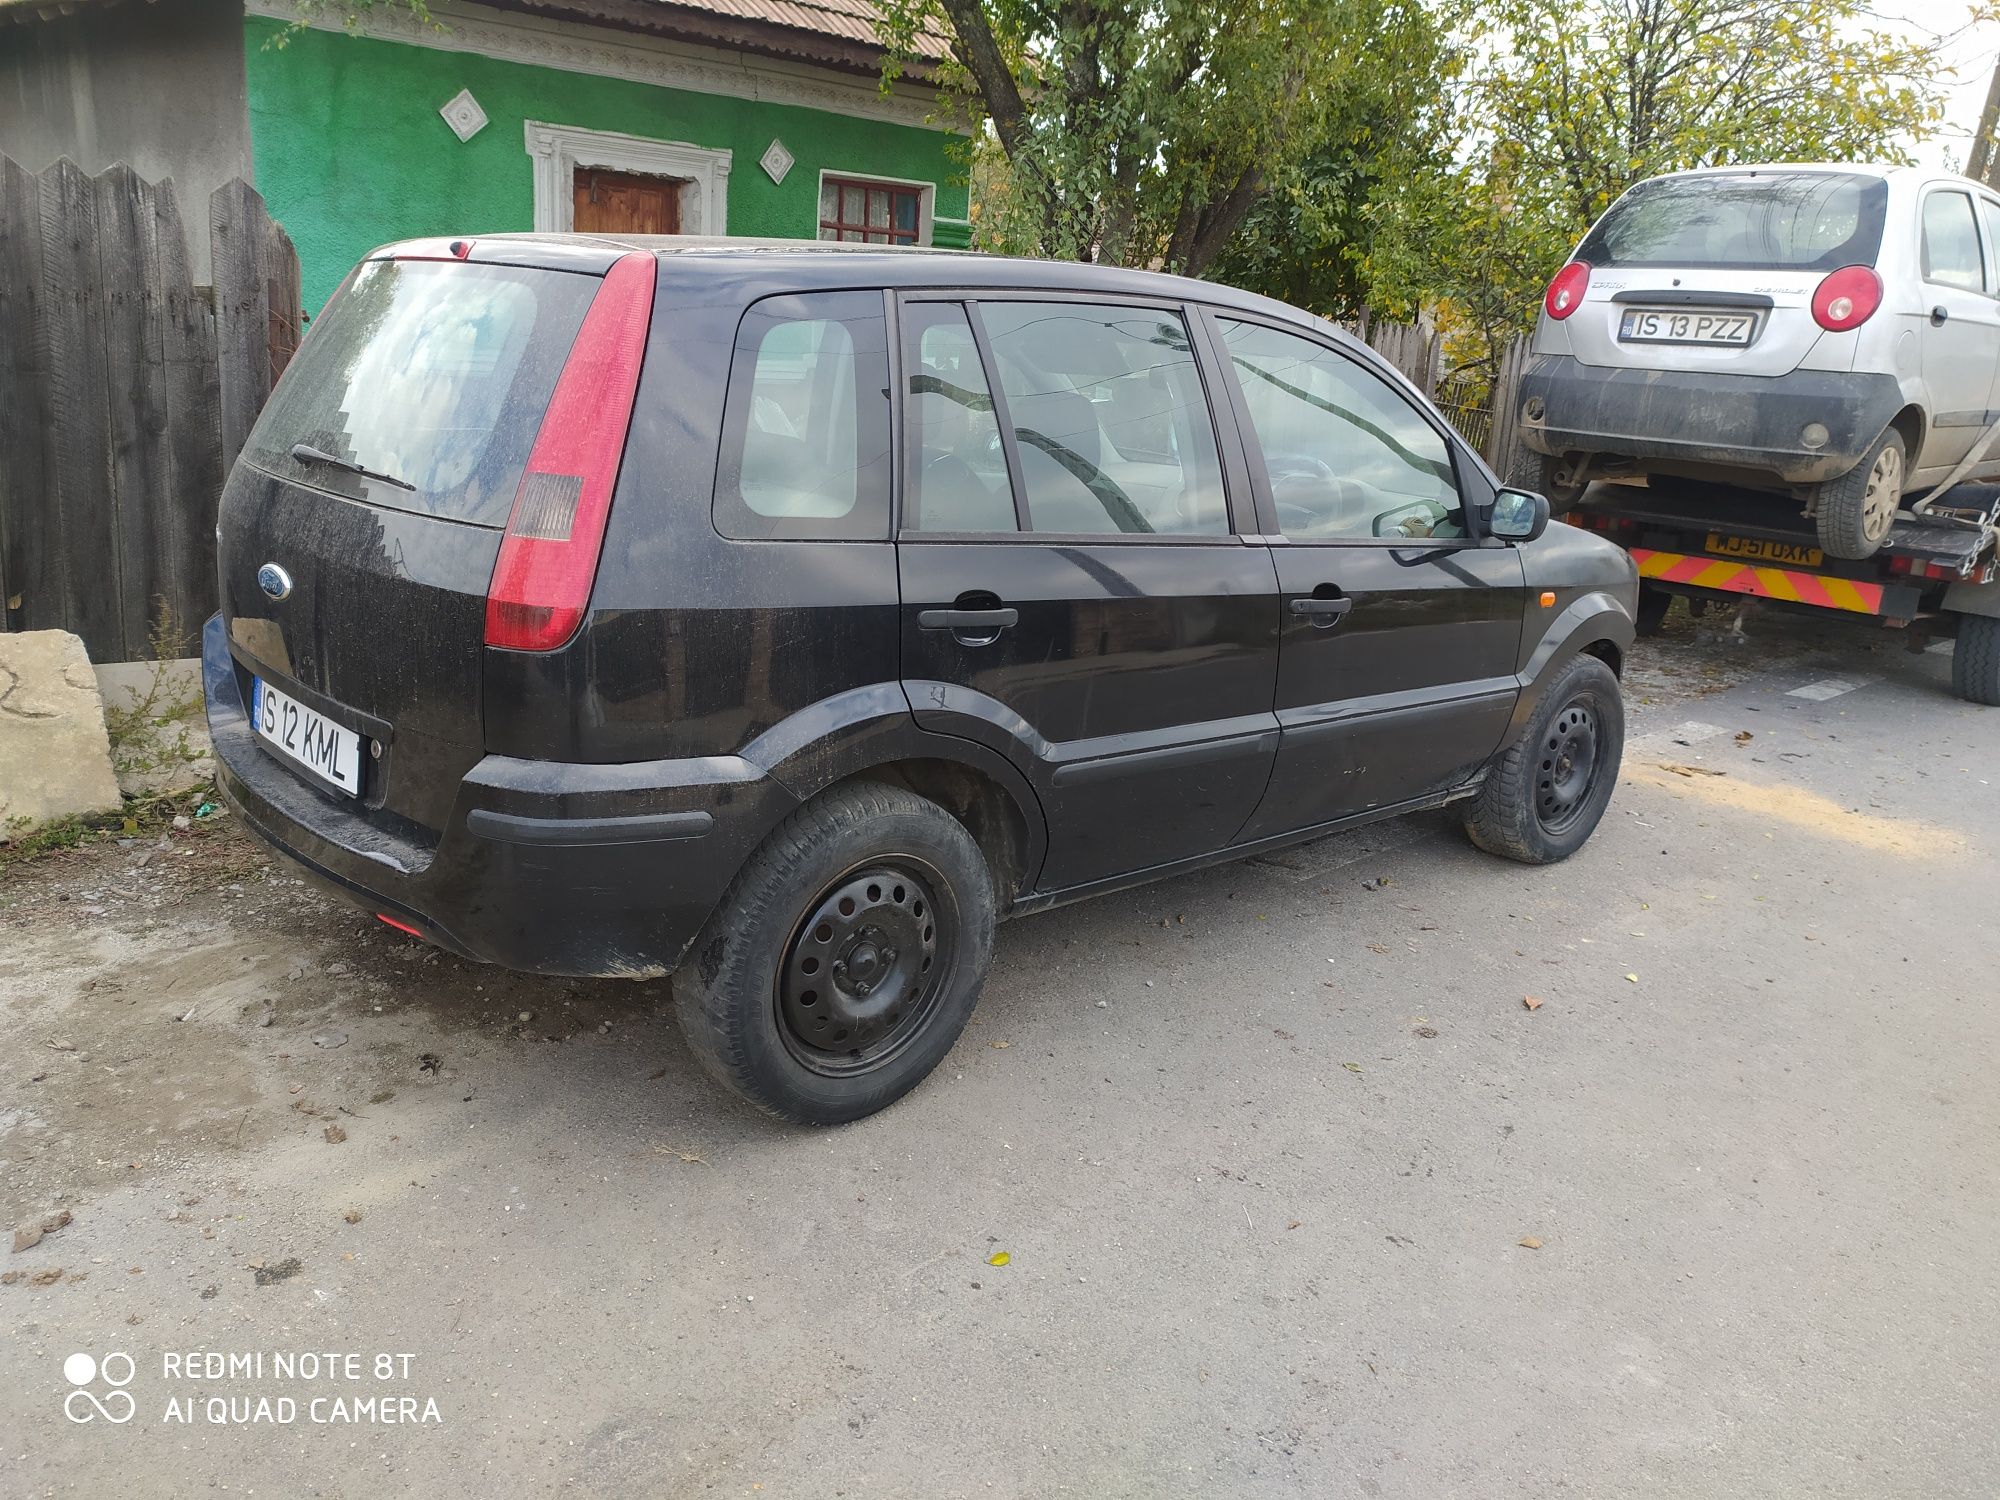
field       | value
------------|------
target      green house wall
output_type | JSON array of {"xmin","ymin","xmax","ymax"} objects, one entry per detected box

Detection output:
[{"xmin": 243, "ymin": 17, "xmax": 967, "ymax": 309}]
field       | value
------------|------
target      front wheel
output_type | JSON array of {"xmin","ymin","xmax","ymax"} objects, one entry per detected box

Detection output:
[
  {"xmin": 1952, "ymin": 614, "xmax": 2000, "ymax": 705},
  {"xmin": 1811, "ymin": 428, "xmax": 1904, "ymax": 560},
  {"xmin": 674, "ymin": 782, "xmax": 995, "ymax": 1125},
  {"xmin": 1462, "ymin": 653, "xmax": 1624, "ymax": 863}
]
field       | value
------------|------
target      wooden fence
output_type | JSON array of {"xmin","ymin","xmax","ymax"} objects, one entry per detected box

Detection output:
[{"xmin": 0, "ymin": 155, "xmax": 299, "ymax": 663}]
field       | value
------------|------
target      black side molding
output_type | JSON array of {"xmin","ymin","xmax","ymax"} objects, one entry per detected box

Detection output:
[{"xmin": 466, "ymin": 808, "xmax": 714, "ymax": 847}]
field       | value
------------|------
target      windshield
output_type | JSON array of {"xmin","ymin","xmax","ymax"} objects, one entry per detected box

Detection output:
[
  {"xmin": 243, "ymin": 259, "xmax": 598, "ymax": 526},
  {"xmin": 1577, "ymin": 171, "xmax": 1887, "ymax": 272}
]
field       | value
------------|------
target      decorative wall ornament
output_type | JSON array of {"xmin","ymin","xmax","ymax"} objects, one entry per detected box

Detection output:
[
  {"xmin": 525, "ymin": 121, "xmax": 731, "ymax": 235},
  {"xmin": 245, "ymin": 0, "xmax": 945, "ymax": 131},
  {"xmin": 759, "ymin": 139, "xmax": 795, "ymax": 186},
  {"xmin": 438, "ymin": 89, "xmax": 489, "ymax": 142}
]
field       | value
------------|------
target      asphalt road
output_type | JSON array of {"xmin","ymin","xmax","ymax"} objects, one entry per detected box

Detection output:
[{"xmin": 3, "ymin": 607, "xmax": 1996, "ymax": 1498}]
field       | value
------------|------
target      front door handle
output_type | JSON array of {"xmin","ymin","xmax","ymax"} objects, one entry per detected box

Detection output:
[
  {"xmin": 918, "ymin": 607, "xmax": 1019, "ymax": 631},
  {"xmin": 1931, "ymin": 305, "xmax": 1950, "ymax": 326},
  {"xmin": 1289, "ymin": 596, "xmax": 1353, "ymax": 625}
]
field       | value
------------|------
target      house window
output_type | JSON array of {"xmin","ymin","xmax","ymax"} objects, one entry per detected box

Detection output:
[{"xmin": 819, "ymin": 176, "xmax": 925, "ymax": 244}]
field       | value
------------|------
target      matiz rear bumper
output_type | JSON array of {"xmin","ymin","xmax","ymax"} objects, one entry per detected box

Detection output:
[
  {"xmin": 1517, "ymin": 355, "xmax": 1906, "ymax": 485},
  {"xmin": 203, "ymin": 614, "xmax": 790, "ymax": 977}
]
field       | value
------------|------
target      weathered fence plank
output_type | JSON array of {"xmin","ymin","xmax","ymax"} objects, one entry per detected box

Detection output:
[
  {"xmin": 158, "ymin": 178, "xmax": 224, "ymax": 650},
  {"xmin": 0, "ymin": 155, "xmax": 297, "ymax": 661},
  {"xmin": 39, "ymin": 158, "xmax": 121, "ymax": 659},
  {"xmin": 1483, "ymin": 336, "xmax": 1532, "ymax": 480},
  {"xmin": 0, "ymin": 155, "xmax": 51, "ymax": 636}
]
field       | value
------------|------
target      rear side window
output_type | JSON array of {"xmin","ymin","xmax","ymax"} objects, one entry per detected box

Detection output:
[
  {"xmin": 1577, "ymin": 172, "xmax": 1887, "ymax": 271},
  {"xmin": 978, "ymin": 302, "xmax": 1229, "ymax": 536},
  {"xmin": 903, "ymin": 302, "xmax": 1017, "ymax": 533},
  {"xmin": 1922, "ymin": 191, "xmax": 1988, "ymax": 291},
  {"xmin": 243, "ymin": 259, "xmax": 597, "ymax": 526},
  {"xmin": 714, "ymin": 291, "xmax": 892, "ymax": 540}
]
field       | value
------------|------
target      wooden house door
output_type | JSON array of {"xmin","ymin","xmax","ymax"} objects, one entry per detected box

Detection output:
[{"xmin": 572, "ymin": 168, "xmax": 682, "ymax": 234}]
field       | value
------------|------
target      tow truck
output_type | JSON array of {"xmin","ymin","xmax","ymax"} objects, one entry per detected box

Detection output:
[{"xmin": 1561, "ymin": 480, "xmax": 2000, "ymax": 705}]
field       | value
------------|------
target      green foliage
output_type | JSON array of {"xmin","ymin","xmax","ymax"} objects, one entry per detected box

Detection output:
[
  {"xmin": 878, "ymin": 0, "xmax": 1390, "ymax": 276},
  {"xmin": 264, "ymin": 0, "xmax": 437, "ymax": 48}
]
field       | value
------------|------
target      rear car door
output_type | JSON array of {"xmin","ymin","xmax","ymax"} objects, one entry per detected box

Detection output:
[
  {"xmin": 1918, "ymin": 186, "xmax": 2000, "ymax": 471},
  {"xmin": 1206, "ymin": 314, "xmax": 1527, "ymax": 842},
  {"xmin": 895, "ymin": 295, "xmax": 1281, "ymax": 891}
]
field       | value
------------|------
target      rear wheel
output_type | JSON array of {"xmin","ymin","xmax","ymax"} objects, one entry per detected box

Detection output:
[
  {"xmin": 1539, "ymin": 453, "xmax": 1589, "ymax": 510},
  {"xmin": 1462, "ymin": 653, "xmax": 1624, "ymax": 864},
  {"xmin": 674, "ymin": 782, "xmax": 995, "ymax": 1125},
  {"xmin": 1951, "ymin": 614, "xmax": 2000, "ymax": 705},
  {"xmin": 1811, "ymin": 428, "xmax": 1904, "ymax": 560}
]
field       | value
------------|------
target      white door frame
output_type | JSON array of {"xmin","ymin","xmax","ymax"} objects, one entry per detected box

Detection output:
[{"xmin": 525, "ymin": 120, "xmax": 731, "ymax": 234}]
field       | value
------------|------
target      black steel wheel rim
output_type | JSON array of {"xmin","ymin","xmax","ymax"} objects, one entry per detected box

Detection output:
[
  {"xmin": 1536, "ymin": 697, "xmax": 1602, "ymax": 834},
  {"xmin": 775, "ymin": 859, "xmax": 952, "ymax": 1077}
]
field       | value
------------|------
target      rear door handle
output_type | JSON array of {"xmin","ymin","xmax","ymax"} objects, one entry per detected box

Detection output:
[
  {"xmin": 917, "ymin": 608, "xmax": 1019, "ymax": 631},
  {"xmin": 1288, "ymin": 597, "xmax": 1353, "ymax": 619}
]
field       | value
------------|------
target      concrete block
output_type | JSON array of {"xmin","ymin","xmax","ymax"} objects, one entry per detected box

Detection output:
[{"xmin": 0, "ymin": 630, "xmax": 124, "ymax": 829}]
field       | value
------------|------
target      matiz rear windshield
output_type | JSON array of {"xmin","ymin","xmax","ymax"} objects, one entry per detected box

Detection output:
[
  {"xmin": 242, "ymin": 259, "xmax": 598, "ymax": 527},
  {"xmin": 1576, "ymin": 171, "xmax": 1888, "ymax": 272}
]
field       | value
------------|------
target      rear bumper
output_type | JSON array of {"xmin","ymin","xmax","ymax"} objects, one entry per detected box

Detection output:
[
  {"xmin": 1518, "ymin": 355, "xmax": 1905, "ymax": 485},
  {"xmin": 203, "ymin": 614, "xmax": 793, "ymax": 977}
]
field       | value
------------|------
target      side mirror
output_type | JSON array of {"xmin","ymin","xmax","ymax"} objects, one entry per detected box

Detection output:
[{"xmin": 1489, "ymin": 487, "xmax": 1550, "ymax": 543}]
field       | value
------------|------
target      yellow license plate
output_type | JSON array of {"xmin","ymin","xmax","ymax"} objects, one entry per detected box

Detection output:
[{"xmin": 1706, "ymin": 532, "xmax": 1823, "ymax": 567}]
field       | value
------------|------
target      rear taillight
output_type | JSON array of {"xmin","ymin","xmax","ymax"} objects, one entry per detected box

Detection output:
[
  {"xmin": 484, "ymin": 252, "xmax": 655, "ymax": 652},
  {"xmin": 1811, "ymin": 265, "xmax": 1882, "ymax": 332},
  {"xmin": 1544, "ymin": 261, "xmax": 1590, "ymax": 320}
]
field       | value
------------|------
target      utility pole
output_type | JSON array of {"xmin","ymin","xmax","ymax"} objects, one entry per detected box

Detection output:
[{"xmin": 1971, "ymin": 55, "xmax": 2000, "ymax": 185}]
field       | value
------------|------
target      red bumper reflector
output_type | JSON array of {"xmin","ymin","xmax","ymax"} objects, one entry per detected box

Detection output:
[{"xmin": 377, "ymin": 913, "xmax": 425, "ymax": 938}]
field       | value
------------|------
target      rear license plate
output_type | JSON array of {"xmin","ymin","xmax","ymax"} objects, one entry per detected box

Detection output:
[
  {"xmin": 252, "ymin": 677, "xmax": 363, "ymax": 797},
  {"xmin": 1706, "ymin": 532, "xmax": 1823, "ymax": 566},
  {"xmin": 1619, "ymin": 309, "xmax": 1756, "ymax": 346}
]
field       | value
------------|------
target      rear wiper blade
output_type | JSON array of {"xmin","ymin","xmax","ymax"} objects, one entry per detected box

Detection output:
[{"xmin": 289, "ymin": 442, "xmax": 414, "ymax": 492}]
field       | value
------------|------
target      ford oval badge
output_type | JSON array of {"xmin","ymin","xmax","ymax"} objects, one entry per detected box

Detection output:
[{"xmin": 257, "ymin": 563, "xmax": 292, "ymax": 601}]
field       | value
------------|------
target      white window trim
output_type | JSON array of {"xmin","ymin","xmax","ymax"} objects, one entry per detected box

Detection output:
[
  {"xmin": 816, "ymin": 169, "xmax": 935, "ymax": 246},
  {"xmin": 526, "ymin": 121, "xmax": 731, "ymax": 235}
]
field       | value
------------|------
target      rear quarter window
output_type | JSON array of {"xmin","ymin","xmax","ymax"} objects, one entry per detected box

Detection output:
[
  {"xmin": 243, "ymin": 259, "xmax": 598, "ymax": 527},
  {"xmin": 713, "ymin": 291, "xmax": 893, "ymax": 540},
  {"xmin": 1578, "ymin": 172, "xmax": 1888, "ymax": 271}
]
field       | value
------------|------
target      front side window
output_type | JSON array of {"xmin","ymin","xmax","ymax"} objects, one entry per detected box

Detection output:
[
  {"xmin": 1218, "ymin": 320, "xmax": 1463, "ymax": 542},
  {"xmin": 1922, "ymin": 191, "xmax": 1987, "ymax": 292},
  {"xmin": 978, "ymin": 301, "xmax": 1229, "ymax": 536},
  {"xmin": 819, "ymin": 177, "xmax": 925, "ymax": 245},
  {"xmin": 714, "ymin": 291, "xmax": 891, "ymax": 539}
]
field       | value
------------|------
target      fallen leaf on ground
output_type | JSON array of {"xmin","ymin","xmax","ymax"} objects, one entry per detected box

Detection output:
[
  {"xmin": 322, "ymin": 1124, "xmax": 347, "ymax": 1144},
  {"xmin": 1519, "ymin": 1236, "xmax": 1543, "ymax": 1250},
  {"xmin": 30, "ymin": 1268, "xmax": 64, "ymax": 1286},
  {"xmin": 1522, "ymin": 995, "xmax": 1543, "ymax": 1011},
  {"xmin": 1625, "ymin": 973, "xmax": 1640, "ymax": 984},
  {"xmin": 989, "ymin": 1040, "xmax": 1010, "ymax": 1050},
  {"xmin": 1414, "ymin": 1025, "xmax": 1440, "ymax": 1038},
  {"xmin": 1659, "ymin": 762, "xmax": 1726, "ymax": 777},
  {"xmin": 1735, "ymin": 731, "xmax": 1754, "ymax": 744},
  {"xmin": 986, "ymin": 1251, "xmax": 1010, "ymax": 1267},
  {"xmin": 342, "ymin": 1209, "xmax": 362, "ymax": 1225},
  {"xmin": 1341, "ymin": 1061, "xmax": 1363, "ymax": 1074}
]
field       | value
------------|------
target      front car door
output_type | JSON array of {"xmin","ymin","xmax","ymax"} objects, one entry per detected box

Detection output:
[
  {"xmin": 895, "ymin": 294, "xmax": 1281, "ymax": 891},
  {"xmin": 1203, "ymin": 314, "xmax": 1527, "ymax": 842},
  {"xmin": 1914, "ymin": 185, "xmax": 2000, "ymax": 481}
]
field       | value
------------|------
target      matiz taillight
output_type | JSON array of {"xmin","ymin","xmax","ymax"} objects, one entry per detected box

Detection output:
[
  {"xmin": 1544, "ymin": 261, "xmax": 1590, "ymax": 320},
  {"xmin": 484, "ymin": 252, "xmax": 656, "ymax": 652},
  {"xmin": 1811, "ymin": 264, "xmax": 1882, "ymax": 332}
]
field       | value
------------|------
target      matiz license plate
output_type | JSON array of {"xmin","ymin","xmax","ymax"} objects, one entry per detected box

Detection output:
[
  {"xmin": 252, "ymin": 677, "xmax": 363, "ymax": 797},
  {"xmin": 1619, "ymin": 309, "xmax": 1755, "ymax": 346}
]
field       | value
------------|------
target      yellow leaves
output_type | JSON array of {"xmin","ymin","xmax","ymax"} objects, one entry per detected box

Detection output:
[{"xmin": 986, "ymin": 1250, "xmax": 1010, "ymax": 1267}]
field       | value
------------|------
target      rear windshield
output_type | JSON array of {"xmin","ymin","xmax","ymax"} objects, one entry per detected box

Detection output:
[
  {"xmin": 1577, "ymin": 171, "xmax": 1887, "ymax": 271},
  {"xmin": 243, "ymin": 259, "xmax": 598, "ymax": 527}
]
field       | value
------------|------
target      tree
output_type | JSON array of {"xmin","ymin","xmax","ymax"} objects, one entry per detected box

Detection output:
[
  {"xmin": 1429, "ymin": 0, "xmax": 1962, "ymax": 357},
  {"xmin": 878, "ymin": 0, "xmax": 1383, "ymax": 277}
]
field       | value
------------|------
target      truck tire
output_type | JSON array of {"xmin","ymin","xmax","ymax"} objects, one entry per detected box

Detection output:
[
  {"xmin": 1462, "ymin": 653, "xmax": 1624, "ymax": 864},
  {"xmin": 1539, "ymin": 453, "xmax": 1588, "ymax": 510},
  {"xmin": 1952, "ymin": 614, "xmax": 2000, "ymax": 705},
  {"xmin": 1811, "ymin": 428, "xmax": 1904, "ymax": 560},
  {"xmin": 675, "ymin": 782, "xmax": 995, "ymax": 1126},
  {"xmin": 1635, "ymin": 584, "xmax": 1673, "ymax": 637}
]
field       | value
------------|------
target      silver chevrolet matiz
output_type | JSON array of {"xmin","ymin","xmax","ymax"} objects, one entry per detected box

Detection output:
[{"xmin": 1520, "ymin": 164, "xmax": 2000, "ymax": 558}]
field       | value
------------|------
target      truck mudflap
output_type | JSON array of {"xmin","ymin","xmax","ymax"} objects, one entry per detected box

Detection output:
[{"xmin": 1630, "ymin": 547, "xmax": 1921, "ymax": 618}]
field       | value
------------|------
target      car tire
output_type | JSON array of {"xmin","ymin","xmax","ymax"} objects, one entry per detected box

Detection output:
[
  {"xmin": 1462, "ymin": 653, "xmax": 1624, "ymax": 864},
  {"xmin": 1951, "ymin": 614, "xmax": 2000, "ymax": 706},
  {"xmin": 1539, "ymin": 453, "xmax": 1589, "ymax": 510},
  {"xmin": 1635, "ymin": 585, "xmax": 1673, "ymax": 637},
  {"xmin": 674, "ymin": 781, "xmax": 995, "ymax": 1126},
  {"xmin": 1811, "ymin": 427, "xmax": 1904, "ymax": 560}
]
